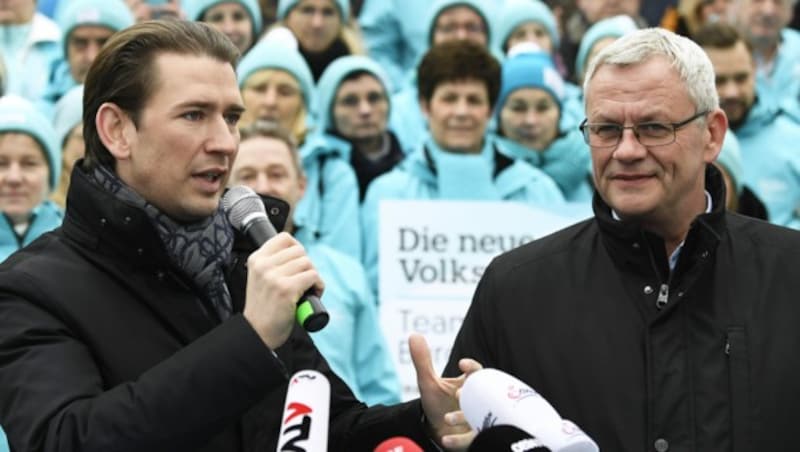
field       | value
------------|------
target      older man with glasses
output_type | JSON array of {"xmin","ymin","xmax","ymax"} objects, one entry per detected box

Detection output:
[{"xmin": 444, "ymin": 27, "xmax": 800, "ymax": 451}]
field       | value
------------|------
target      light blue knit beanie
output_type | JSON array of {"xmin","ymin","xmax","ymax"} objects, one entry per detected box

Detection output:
[
  {"xmin": 53, "ymin": 84, "xmax": 84, "ymax": 150},
  {"xmin": 495, "ymin": 45, "xmax": 564, "ymax": 124},
  {"xmin": 277, "ymin": 0, "xmax": 350, "ymax": 21},
  {"xmin": 494, "ymin": 0, "xmax": 558, "ymax": 54},
  {"xmin": 715, "ymin": 131, "xmax": 743, "ymax": 195},
  {"xmin": 0, "ymin": 96, "xmax": 60, "ymax": 190},
  {"xmin": 56, "ymin": 0, "xmax": 134, "ymax": 57},
  {"xmin": 182, "ymin": 0, "xmax": 264, "ymax": 41},
  {"xmin": 575, "ymin": 14, "xmax": 638, "ymax": 80},
  {"xmin": 425, "ymin": 0, "xmax": 494, "ymax": 45},
  {"xmin": 236, "ymin": 34, "xmax": 316, "ymax": 113},
  {"xmin": 315, "ymin": 55, "xmax": 393, "ymax": 133}
]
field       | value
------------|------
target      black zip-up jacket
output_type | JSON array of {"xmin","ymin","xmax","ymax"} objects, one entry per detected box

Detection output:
[
  {"xmin": 445, "ymin": 164, "xmax": 800, "ymax": 451},
  {"xmin": 0, "ymin": 165, "xmax": 427, "ymax": 451}
]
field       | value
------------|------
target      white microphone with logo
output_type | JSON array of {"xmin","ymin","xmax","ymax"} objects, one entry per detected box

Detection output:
[
  {"xmin": 460, "ymin": 369, "xmax": 598, "ymax": 452},
  {"xmin": 276, "ymin": 370, "xmax": 330, "ymax": 452}
]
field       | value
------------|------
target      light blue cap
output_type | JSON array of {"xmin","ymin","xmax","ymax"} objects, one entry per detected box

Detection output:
[
  {"xmin": 315, "ymin": 55, "xmax": 393, "ymax": 133},
  {"xmin": 575, "ymin": 14, "xmax": 638, "ymax": 79},
  {"xmin": 277, "ymin": 0, "xmax": 349, "ymax": 21},
  {"xmin": 425, "ymin": 0, "xmax": 494, "ymax": 44},
  {"xmin": 494, "ymin": 0, "xmax": 558, "ymax": 54},
  {"xmin": 715, "ymin": 131, "xmax": 743, "ymax": 195},
  {"xmin": 236, "ymin": 35, "xmax": 316, "ymax": 113},
  {"xmin": 0, "ymin": 96, "xmax": 60, "ymax": 190},
  {"xmin": 53, "ymin": 84, "xmax": 84, "ymax": 150},
  {"xmin": 182, "ymin": 0, "xmax": 264, "ymax": 42},
  {"xmin": 496, "ymin": 45, "xmax": 564, "ymax": 123},
  {"xmin": 56, "ymin": 0, "xmax": 134, "ymax": 56}
]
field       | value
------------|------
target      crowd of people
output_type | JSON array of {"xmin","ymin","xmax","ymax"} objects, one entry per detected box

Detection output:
[{"xmin": 1, "ymin": 0, "xmax": 800, "ymax": 450}]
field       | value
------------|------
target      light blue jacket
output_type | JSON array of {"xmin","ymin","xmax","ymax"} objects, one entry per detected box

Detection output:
[
  {"xmin": 361, "ymin": 135, "xmax": 564, "ymax": 293},
  {"xmin": 358, "ymin": 0, "xmax": 431, "ymax": 90},
  {"xmin": 294, "ymin": 135, "xmax": 362, "ymax": 259},
  {"xmin": 1, "ymin": 13, "xmax": 61, "ymax": 109},
  {"xmin": 0, "ymin": 201, "xmax": 63, "ymax": 263},
  {"xmin": 494, "ymin": 128, "xmax": 592, "ymax": 202},
  {"xmin": 734, "ymin": 98, "xmax": 800, "ymax": 229},
  {"xmin": 0, "ymin": 426, "xmax": 7, "ymax": 452},
  {"xmin": 755, "ymin": 28, "xmax": 800, "ymax": 115},
  {"xmin": 302, "ymin": 242, "xmax": 402, "ymax": 406},
  {"xmin": 385, "ymin": 0, "xmax": 500, "ymax": 153}
]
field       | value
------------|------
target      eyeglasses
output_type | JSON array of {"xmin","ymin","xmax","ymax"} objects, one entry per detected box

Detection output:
[{"xmin": 579, "ymin": 111, "xmax": 709, "ymax": 148}]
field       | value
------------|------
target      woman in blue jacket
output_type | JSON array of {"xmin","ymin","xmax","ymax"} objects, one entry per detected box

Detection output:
[
  {"xmin": 493, "ymin": 0, "xmax": 584, "ymax": 128},
  {"xmin": 494, "ymin": 46, "xmax": 593, "ymax": 202},
  {"xmin": 238, "ymin": 36, "xmax": 362, "ymax": 258},
  {"xmin": 0, "ymin": 96, "xmax": 63, "ymax": 263},
  {"xmin": 362, "ymin": 41, "xmax": 564, "ymax": 294}
]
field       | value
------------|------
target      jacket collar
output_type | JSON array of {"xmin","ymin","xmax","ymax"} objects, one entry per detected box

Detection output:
[{"xmin": 593, "ymin": 164, "xmax": 727, "ymax": 277}]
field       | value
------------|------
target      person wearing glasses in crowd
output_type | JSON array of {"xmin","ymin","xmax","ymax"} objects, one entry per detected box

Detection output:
[
  {"xmin": 445, "ymin": 27, "xmax": 800, "ymax": 450},
  {"xmin": 310, "ymin": 55, "xmax": 404, "ymax": 202}
]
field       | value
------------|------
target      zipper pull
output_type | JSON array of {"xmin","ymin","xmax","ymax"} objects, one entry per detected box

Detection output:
[{"xmin": 656, "ymin": 283, "xmax": 669, "ymax": 309}]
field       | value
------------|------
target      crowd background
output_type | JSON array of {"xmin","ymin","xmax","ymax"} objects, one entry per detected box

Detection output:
[{"xmin": 1, "ymin": 0, "xmax": 800, "ymax": 449}]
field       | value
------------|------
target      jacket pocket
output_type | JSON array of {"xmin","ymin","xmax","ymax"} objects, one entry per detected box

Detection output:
[{"xmin": 726, "ymin": 327, "xmax": 752, "ymax": 452}]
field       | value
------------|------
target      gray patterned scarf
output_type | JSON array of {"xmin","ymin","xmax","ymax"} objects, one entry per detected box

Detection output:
[{"xmin": 90, "ymin": 164, "xmax": 234, "ymax": 321}]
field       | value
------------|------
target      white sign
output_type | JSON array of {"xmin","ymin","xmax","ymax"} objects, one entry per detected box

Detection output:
[{"xmin": 378, "ymin": 200, "xmax": 590, "ymax": 399}]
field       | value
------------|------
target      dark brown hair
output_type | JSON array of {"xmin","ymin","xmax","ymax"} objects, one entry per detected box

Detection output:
[
  {"xmin": 693, "ymin": 22, "xmax": 752, "ymax": 54},
  {"xmin": 417, "ymin": 40, "xmax": 501, "ymax": 107},
  {"xmin": 82, "ymin": 20, "xmax": 240, "ymax": 169}
]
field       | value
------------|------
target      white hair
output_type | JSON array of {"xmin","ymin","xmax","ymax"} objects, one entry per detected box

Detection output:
[{"xmin": 583, "ymin": 27, "xmax": 719, "ymax": 114}]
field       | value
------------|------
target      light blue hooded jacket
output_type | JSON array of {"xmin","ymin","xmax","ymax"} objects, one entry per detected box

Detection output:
[
  {"xmin": 754, "ymin": 28, "xmax": 800, "ymax": 116},
  {"xmin": 1, "ymin": 13, "xmax": 61, "ymax": 110},
  {"xmin": 43, "ymin": 0, "xmax": 133, "ymax": 115},
  {"xmin": 303, "ymin": 242, "xmax": 402, "ymax": 405},
  {"xmin": 494, "ymin": 131, "xmax": 592, "ymax": 202},
  {"xmin": 361, "ymin": 135, "xmax": 564, "ymax": 294},
  {"xmin": 294, "ymin": 134, "xmax": 363, "ymax": 260},
  {"xmin": 387, "ymin": 0, "xmax": 498, "ymax": 154},
  {"xmin": 0, "ymin": 97, "xmax": 63, "ymax": 262},
  {"xmin": 734, "ymin": 97, "xmax": 800, "ymax": 229},
  {"xmin": 308, "ymin": 55, "xmax": 402, "ymax": 199}
]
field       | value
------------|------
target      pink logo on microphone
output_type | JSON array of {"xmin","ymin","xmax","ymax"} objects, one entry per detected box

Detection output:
[{"xmin": 506, "ymin": 384, "xmax": 536, "ymax": 401}]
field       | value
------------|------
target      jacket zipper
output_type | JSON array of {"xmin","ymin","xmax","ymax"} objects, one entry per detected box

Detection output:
[
  {"xmin": 643, "ymin": 232, "xmax": 673, "ymax": 310},
  {"xmin": 656, "ymin": 283, "xmax": 669, "ymax": 309}
]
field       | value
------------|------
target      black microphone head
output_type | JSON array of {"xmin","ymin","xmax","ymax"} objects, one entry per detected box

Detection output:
[
  {"xmin": 468, "ymin": 425, "xmax": 551, "ymax": 452},
  {"xmin": 222, "ymin": 185, "xmax": 266, "ymax": 231}
]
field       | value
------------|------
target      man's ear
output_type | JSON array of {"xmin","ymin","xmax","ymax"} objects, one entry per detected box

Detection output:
[
  {"xmin": 704, "ymin": 108, "xmax": 728, "ymax": 163},
  {"xmin": 96, "ymin": 102, "xmax": 136, "ymax": 160}
]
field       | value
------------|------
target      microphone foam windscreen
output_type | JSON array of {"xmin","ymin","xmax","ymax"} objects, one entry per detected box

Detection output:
[{"xmin": 468, "ymin": 425, "xmax": 550, "ymax": 452}]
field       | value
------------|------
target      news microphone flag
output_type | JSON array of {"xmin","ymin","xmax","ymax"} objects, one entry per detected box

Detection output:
[
  {"xmin": 460, "ymin": 368, "xmax": 598, "ymax": 452},
  {"xmin": 276, "ymin": 370, "xmax": 330, "ymax": 452}
]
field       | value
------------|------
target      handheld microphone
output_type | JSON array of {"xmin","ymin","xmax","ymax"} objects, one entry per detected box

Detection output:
[
  {"xmin": 276, "ymin": 370, "xmax": 330, "ymax": 452},
  {"xmin": 460, "ymin": 369, "xmax": 598, "ymax": 452},
  {"xmin": 222, "ymin": 185, "xmax": 329, "ymax": 332},
  {"xmin": 468, "ymin": 425, "xmax": 549, "ymax": 451},
  {"xmin": 373, "ymin": 436, "xmax": 423, "ymax": 452}
]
